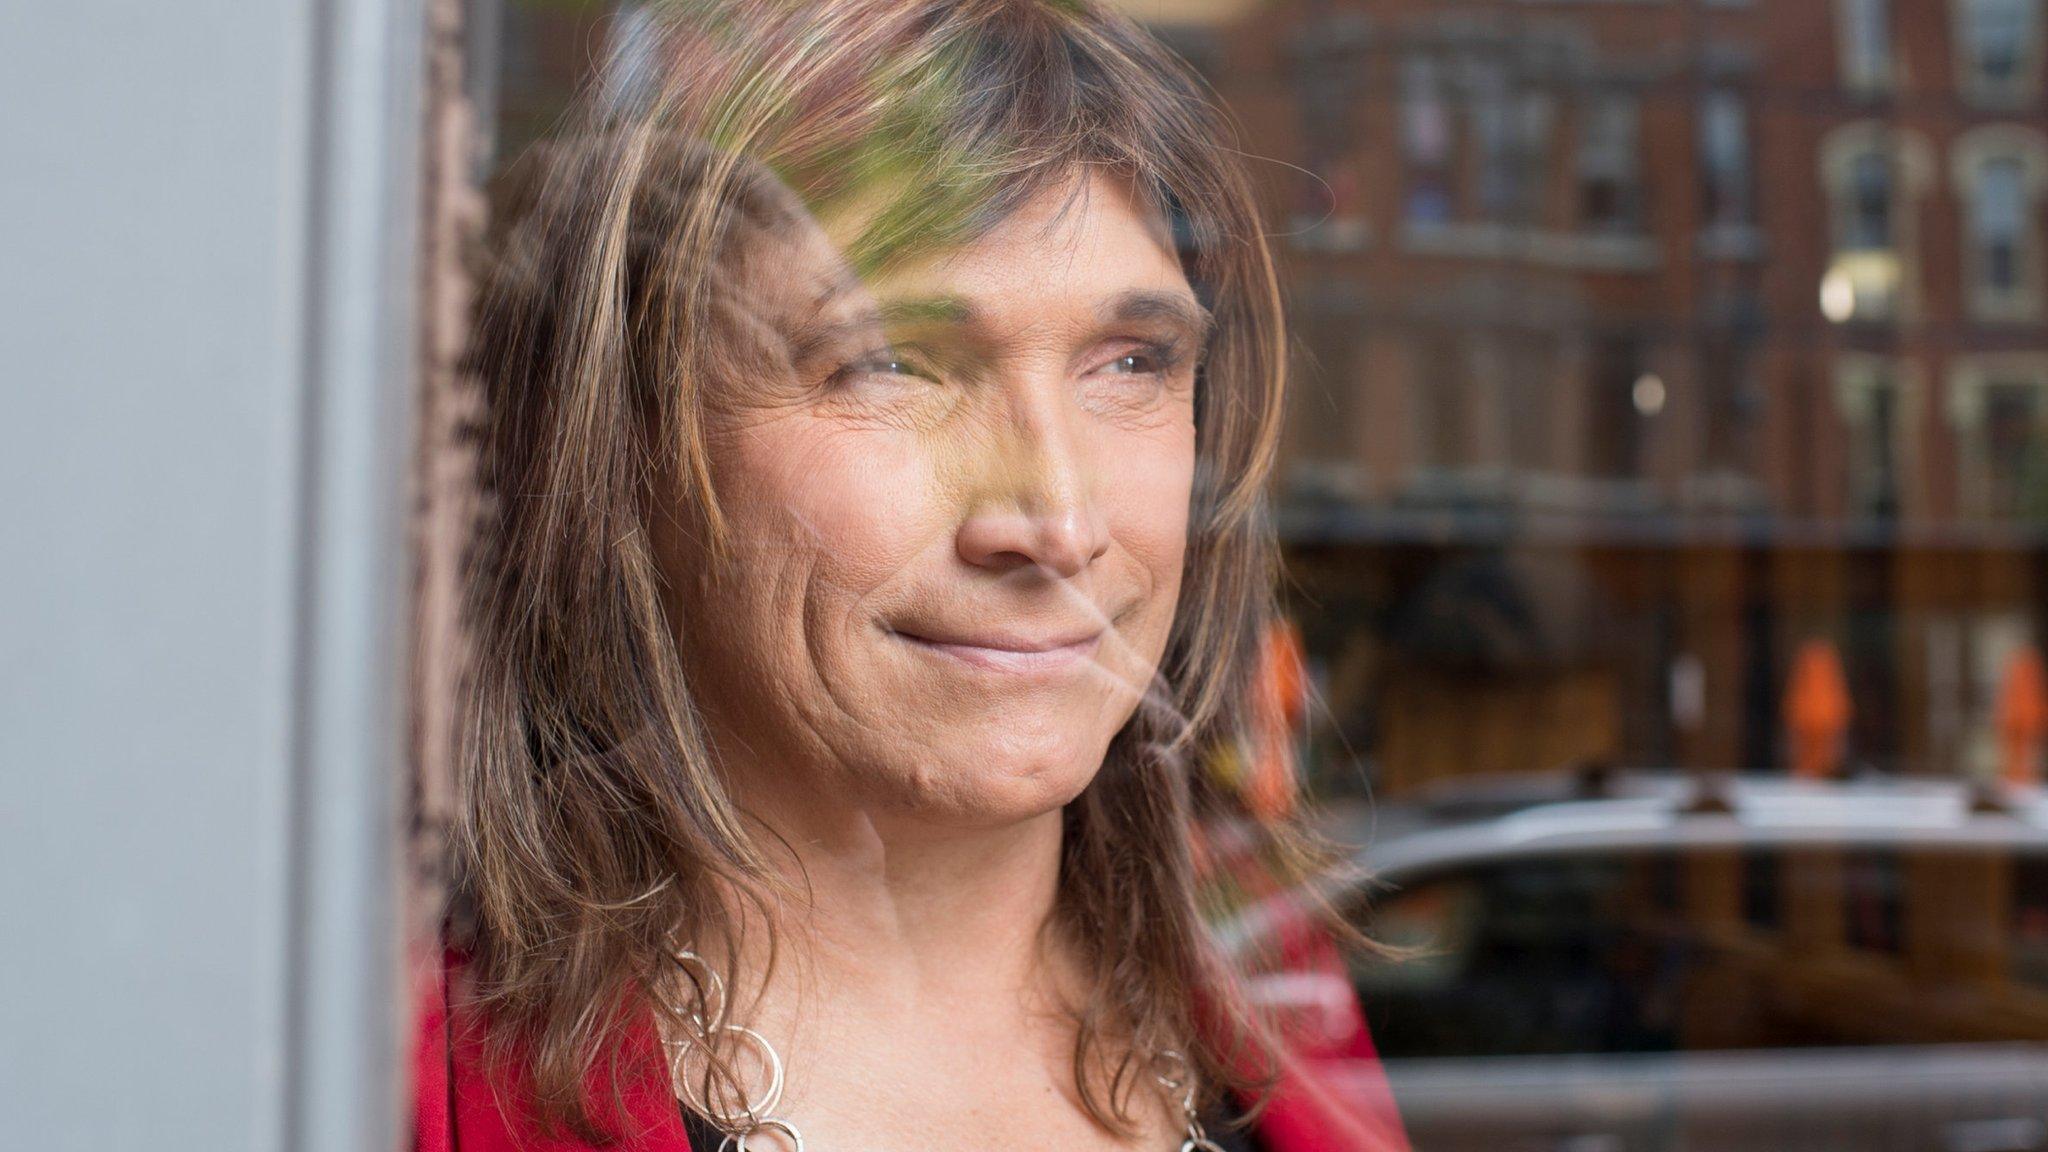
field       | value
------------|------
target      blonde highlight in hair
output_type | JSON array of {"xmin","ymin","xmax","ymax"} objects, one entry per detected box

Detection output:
[{"xmin": 459, "ymin": 0, "xmax": 1347, "ymax": 1139}]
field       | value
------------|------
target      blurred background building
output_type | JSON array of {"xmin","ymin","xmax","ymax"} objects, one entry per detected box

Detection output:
[{"xmin": 1170, "ymin": 0, "xmax": 2048, "ymax": 801}]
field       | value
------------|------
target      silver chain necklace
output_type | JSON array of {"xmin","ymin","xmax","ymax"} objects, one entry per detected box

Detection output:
[{"xmin": 660, "ymin": 950, "xmax": 1228, "ymax": 1152}]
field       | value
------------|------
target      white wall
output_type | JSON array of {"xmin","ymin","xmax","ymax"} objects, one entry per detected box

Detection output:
[{"xmin": 0, "ymin": 1, "xmax": 422, "ymax": 1148}]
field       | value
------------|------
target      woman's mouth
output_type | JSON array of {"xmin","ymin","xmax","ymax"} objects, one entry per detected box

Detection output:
[{"xmin": 887, "ymin": 626, "xmax": 1104, "ymax": 674}]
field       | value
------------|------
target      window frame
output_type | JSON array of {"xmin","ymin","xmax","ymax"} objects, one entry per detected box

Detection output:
[
  {"xmin": 1819, "ymin": 122, "xmax": 1935, "ymax": 323},
  {"xmin": 1834, "ymin": 353, "xmax": 1925, "ymax": 522},
  {"xmin": 1950, "ymin": 125, "xmax": 2048, "ymax": 323},
  {"xmin": 1945, "ymin": 352, "xmax": 2048, "ymax": 520}
]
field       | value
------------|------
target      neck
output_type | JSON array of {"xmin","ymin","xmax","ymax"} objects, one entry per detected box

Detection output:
[
  {"xmin": 741, "ymin": 790, "xmax": 1072, "ymax": 1010},
  {"xmin": 681, "ymin": 770, "xmax": 1179, "ymax": 1148}
]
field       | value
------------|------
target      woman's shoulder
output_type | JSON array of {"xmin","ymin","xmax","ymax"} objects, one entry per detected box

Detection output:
[
  {"xmin": 1225, "ymin": 942, "xmax": 1413, "ymax": 1152},
  {"xmin": 413, "ymin": 948, "xmax": 696, "ymax": 1152}
]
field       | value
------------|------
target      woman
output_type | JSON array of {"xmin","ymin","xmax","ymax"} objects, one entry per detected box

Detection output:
[{"xmin": 417, "ymin": 0, "xmax": 1407, "ymax": 1148}]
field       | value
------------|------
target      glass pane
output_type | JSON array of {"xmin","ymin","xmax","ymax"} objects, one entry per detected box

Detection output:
[
  {"xmin": 1699, "ymin": 90, "xmax": 1752, "ymax": 228},
  {"xmin": 1847, "ymin": 152, "xmax": 1894, "ymax": 251},
  {"xmin": 1978, "ymin": 158, "xmax": 2026, "ymax": 241},
  {"xmin": 473, "ymin": 2, "xmax": 2048, "ymax": 1148},
  {"xmin": 1356, "ymin": 848, "xmax": 2048, "ymax": 1059},
  {"xmin": 1578, "ymin": 94, "xmax": 1640, "ymax": 232},
  {"xmin": 1966, "ymin": 0, "xmax": 2032, "ymax": 83},
  {"xmin": 1844, "ymin": 0, "xmax": 1893, "ymax": 80}
]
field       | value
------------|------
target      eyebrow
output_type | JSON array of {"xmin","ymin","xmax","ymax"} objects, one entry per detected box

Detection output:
[
  {"xmin": 787, "ymin": 294, "xmax": 972, "ymax": 363},
  {"xmin": 788, "ymin": 286, "xmax": 1213, "ymax": 363},
  {"xmin": 1096, "ymin": 288, "xmax": 1214, "ymax": 345}
]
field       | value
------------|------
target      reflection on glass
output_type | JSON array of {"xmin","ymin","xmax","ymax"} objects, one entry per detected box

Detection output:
[
  {"xmin": 482, "ymin": 2, "xmax": 2048, "ymax": 1147},
  {"xmin": 1959, "ymin": 0, "xmax": 2038, "ymax": 99},
  {"xmin": 1840, "ymin": 0, "xmax": 1895, "ymax": 92},
  {"xmin": 1356, "ymin": 846, "xmax": 2048, "ymax": 1059}
]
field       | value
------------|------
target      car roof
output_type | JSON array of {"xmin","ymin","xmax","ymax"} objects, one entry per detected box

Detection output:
[
  {"xmin": 1215, "ymin": 771, "xmax": 2048, "ymax": 959},
  {"xmin": 1322, "ymin": 770, "xmax": 2048, "ymax": 890}
]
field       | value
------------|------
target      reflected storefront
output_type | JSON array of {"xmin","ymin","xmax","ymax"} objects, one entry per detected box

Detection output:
[
  {"xmin": 479, "ymin": 0, "xmax": 2048, "ymax": 1147},
  {"xmin": 1184, "ymin": 0, "xmax": 2048, "ymax": 797}
]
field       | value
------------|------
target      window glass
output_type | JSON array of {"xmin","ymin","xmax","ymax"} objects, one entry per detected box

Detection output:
[
  {"xmin": 1742, "ymin": 848, "xmax": 1783, "ymax": 932},
  {"xmin": 1973, "ymin": 156, "xmax": 2027, "ymax": 292},
  {"xmin": 1962, "ymin": 0, "xmax": 2033, "ymax": 88},
  {"xmin": 2017, "ymin": 854, "xmax": 2048, "ymax": 988},
  {"xmin": 1841, "ymin": 0, "xmax": 1894, "ymax": 87},
  {"xmin": 1699, "ymin": 90, "xmax": 1753, "ymax": 229},
  {"xmin": 1578, "ymin": 94, "xmax": 1640, "ymax": 232},
  {"xmin": 1470, "ymin": 64, "xmax": 1511, "ymax": 223},
  {"xmin": 1353, "ymin": 848, "xmax": 2048, "ymax": 1059},
  {"xmin": 1353, "ymin": 856, "xmax": 1678, "ymax": 1058},
  {"xmin": 1402, "ymin": 55, "xmax": 1453, "ymax": 228},
  {"xmin": 1839, "ymin": 363, "xmax": 1906, "ymax": 520},
  {"xmin": 481, "ymin": 3, "xmax": 2048, "ymax": 1142},
  {"xmin": 1587, "ymin": 339, "xmax": 1651, "ymax": 481},
  {"xmin": 1289, "ymin": 15, "xmax": 1367, "ymax": 247},
  {"xmin": 1843, "ymin": 848, "xmax": 1904, "ymax": 954},
  {"xmin": 490, "ymin": 0, "xmax": 2048, "ymax": 824},
  {"xmin": 1846, "ymin": 151, "xmax": 1894, "ymax": 251},
  {"xmin": 1820, "ymin": 134, "xmax": 1916, "ymax": 323},
  {"xmin": 1978, "ymin": 382, "xmax": 2048, "ymax": 519}
]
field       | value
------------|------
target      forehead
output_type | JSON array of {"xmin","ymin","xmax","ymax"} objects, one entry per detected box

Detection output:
[
  {"xmin": 855, "ymin": 172, "xmax": 1190, "ymax": 315},
  {"xmin": 731, "ymin": 170, "xmax": 1194, "ymax": 335}
]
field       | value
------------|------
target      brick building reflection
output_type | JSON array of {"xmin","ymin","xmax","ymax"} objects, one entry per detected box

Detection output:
[
  {"xmin": 1123, "ymin": 0, "xmax": 2048, "ymax": 797},
  {"xmin": 1134, "ymin": 0, "xmax": 2048, "ymax": 1040}
]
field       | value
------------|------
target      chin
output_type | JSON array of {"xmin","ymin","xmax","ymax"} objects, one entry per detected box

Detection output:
[{"xmin": 896, "ymin": 722, "xmax": 1115, "ymax": 826}]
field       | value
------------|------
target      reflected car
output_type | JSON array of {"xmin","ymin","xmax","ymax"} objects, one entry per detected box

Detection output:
[{"xmin": 1233, "ymin": 771, "xmax": 2048, "ymax": 1152}]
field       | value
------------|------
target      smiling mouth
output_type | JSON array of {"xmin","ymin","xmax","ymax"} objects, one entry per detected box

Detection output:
[{"xmin": 888, "ymin": 627, "xmax": 1104, "ymax": 674}]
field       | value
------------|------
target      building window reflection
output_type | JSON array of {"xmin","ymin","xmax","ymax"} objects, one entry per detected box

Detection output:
[
  {"xmin": 1820, "ymin": 123, "xmax": 1933, "ymax": 323},
  {"xmin": 1577, "ymin": 93, "xmax": 1642, "ymax": 234},
  {"xmin": 1402, "ymin": 54, "xmax": 1455, "ymax": 229},
  {"xmin": 1692, "ymin": 333, "xmax": 1764, "ymax": 504},
  {"xmin": 1838, "ymin": 0, "xmax": 1897, "ymax": 94},
  {"xmin": 1697, "ymin": 89, "xmax": 1753, "ymax": 231},
  {"xmin": 1286, "ymin": 310, "xmax": 1368, "ymax": 503},
  {"xmin": 1288, "ymin": 15, "xmax": 1372, "ymax": 252},
  {"xmin": 1588, "ymin": 337, "xmax": 1650, "ymax": 482},
  {"xmin": 1976, "ymin": 159, "xmax": 2025, "ymax": 290},
  {"xmin": 1954, "ymin": 0, "xmax": 2044, "ymax": 107},
  {"xmin": 1471, "ymin": 65, "xmax": 1551, "ymax": 228},
  {"xmin": 1947, "ymin": 355, "xmax": 2048, "ymax": 521},
  {"xmin": 1950, "ymin": 126, "xmax": 2048, "ymax": 322},
  {"xmin": 1414, "ymin": 332, "xmax": 1477, "ymax": 478},
  {"xmin": 1847, "ymin": 153, "xmax": 1894, "ymax": 250},
  {"xmin": 1504, "ymin": 332, "xmax": 1563, "ymax": 479},
  {"xmin": 1835, "ymin": 355, "xmax": 1920, "ymax": 522}
]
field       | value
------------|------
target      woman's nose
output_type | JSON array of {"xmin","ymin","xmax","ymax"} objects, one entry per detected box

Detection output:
[{"xmin": 954, "ymin": 401, "xmax": 1109, "ymax": 579}]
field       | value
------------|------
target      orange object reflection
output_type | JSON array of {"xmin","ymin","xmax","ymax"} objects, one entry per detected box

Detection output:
[{"xmin": 1786, "ymin": 639, "xmax": 1852, "ymax": 780}]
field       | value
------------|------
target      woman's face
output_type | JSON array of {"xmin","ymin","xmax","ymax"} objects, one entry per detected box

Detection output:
[{"xmin": 656, "ymin": 171, "xmax": 1206, "ymax": 829}]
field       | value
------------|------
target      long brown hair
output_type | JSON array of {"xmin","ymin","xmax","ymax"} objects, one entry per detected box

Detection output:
[{"xmin": 458, "ymin": 0, "xmax": 1336, "ymax": 1138}]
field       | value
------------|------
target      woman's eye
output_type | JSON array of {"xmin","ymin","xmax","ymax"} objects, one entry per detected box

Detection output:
[
  {"xmin": 1093, "ymin": 343, "xmax": 1178, "ymax": 377},
  {"xmin": 834, "ymin": 351, "xmax": 931, "ymax": 386}
]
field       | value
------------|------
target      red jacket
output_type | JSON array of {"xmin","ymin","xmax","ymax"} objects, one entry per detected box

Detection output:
[{"xmin": 412, "ymin": 948, "xmax": 1409, "ymax": 1152}]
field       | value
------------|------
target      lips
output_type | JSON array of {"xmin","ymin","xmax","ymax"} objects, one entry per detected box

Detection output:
[{"xmin": 888, "ymin": 625, "xmax": 1105, "ymax": 674}]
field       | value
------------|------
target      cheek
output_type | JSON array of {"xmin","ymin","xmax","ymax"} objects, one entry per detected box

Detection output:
[
  {"xmin": 1101, "ymin": 419, "xmax": 1196, "ymax": 616},
  {"xmin": 713, "ymin": 416, "xmax": 946, "ymax": 610}
]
